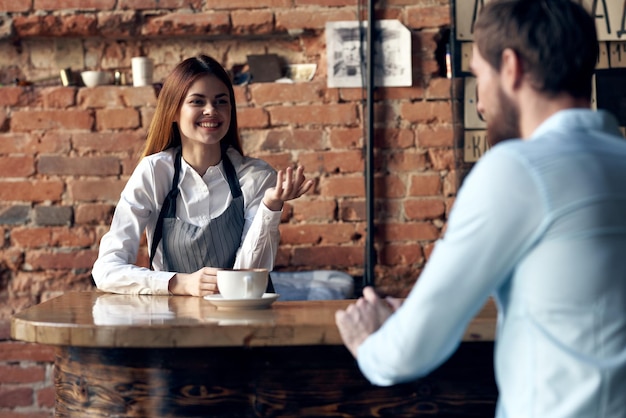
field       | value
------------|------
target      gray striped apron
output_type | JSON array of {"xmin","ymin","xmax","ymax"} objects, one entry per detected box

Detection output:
[{"xmin": 150, "ymin": 149, "xmax": 244, "ymax": 273}]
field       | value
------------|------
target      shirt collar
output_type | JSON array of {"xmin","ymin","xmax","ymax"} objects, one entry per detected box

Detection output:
[{"xmin": 531, "ymin": 109, "xmax": 621, "ymax": 141}]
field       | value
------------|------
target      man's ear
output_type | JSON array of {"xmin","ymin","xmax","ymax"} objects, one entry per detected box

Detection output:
[{"xmin": 500, "ymin": 48, "xmax": 523, "ymax": 94}]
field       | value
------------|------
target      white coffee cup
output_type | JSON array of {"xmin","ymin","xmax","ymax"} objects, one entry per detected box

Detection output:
[
  {"xmin": 217, "ymin": 268, "xmax": 269, "ymax": 299},
  {"xmin": 131, "ymin": 56, "xmax": 153, "ymax": 87}
]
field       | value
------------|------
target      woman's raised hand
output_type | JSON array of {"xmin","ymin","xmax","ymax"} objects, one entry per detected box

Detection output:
[{"xmin": 263, "ymin": 166, "xmax": 314, "ymax": 211}]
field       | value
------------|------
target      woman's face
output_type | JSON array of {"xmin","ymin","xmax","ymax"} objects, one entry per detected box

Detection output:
[{"xmin": 177, "ymin": 74, "xmax": 232, "ymax": 149}]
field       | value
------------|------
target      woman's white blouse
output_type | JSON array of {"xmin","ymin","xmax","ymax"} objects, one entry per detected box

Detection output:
[{"xmin": 92, "ymin": 147, "xmax": 281, "ymax": 295}]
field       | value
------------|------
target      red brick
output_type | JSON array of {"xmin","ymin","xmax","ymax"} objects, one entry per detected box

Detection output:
[
  {"xmin": 377, "ymin": 222, "xmax": 440, "ymax": 242},
  {"xmin": 0, "ymin": 342, "xmax": 55, "ymax": 362},
  {"xmin": 51, "ymin": 226, "xmax": 97, "ymax": 247},
  {"xmin": 34, "ymin": 0, "xmax": 116, "ymax": 10},
  {"xmin": 237, "ymin": 107, "xmax": 269, "ymax": 128},
  {"xmin": 339, "ymin": 199, "xmax": 366, "ymax": 221},
  {"xmin": 0, "ymin": 320, "xmax": 10, "ymax": 340},
  {"xmin": 74, "ymin": 203, "xmax": 115, "ymax": 225},
  {"xmin": 408, "ymin": 173, "xmax": 442, "ymax": 196},
  {"xmin": 380, "ymin": 243, "xmax": 424, "ymax": 266},
  {"xmin": 41, "ymin": 87, "xmax": 76, "ymax": 109},
  {"xmin": 72, "ymin": 131, "xmax": 144, "ymax": 155},
  {"xmin": 428, "ymin": 148, "xmax": 456, "ymax": 171},
  {"xmin": 37, "ymin": 385, "xmax": 55, "ymax": 408},
  {"xmin": 376, "ymin": 85, "xmax": 426, "ymax": 101},
  {"xmin": 0, "ymin": 0, "xmax": 30, "ymax": 12},
  {"xmin": 0, "ymin": 88, "xmax": 26, "ymax": 107},
  {"xmin": 0, "ymin": 109, "xmax": 7, "ymax": 132},
  {"xmin": 416, "ymin": 124, "xmax": 455, "ymax": 148},
  {"xmin": 0, "ymin": 131, "xmax": 71, "ymax": 156},
  {"xmin": 0, "ymin": 387, "xmax": 33, "ymax": 408},
  {"xmin": 0, "ymin": 365, "xmax": 46, "ymax": 384},
  {"xmin": 383, "ymin": 151, "xmax": 428, "ymax": 172},
  {"xmin": 77, "ymin": 86, "xmax": 126, "ymax": 108},
  {"xmin": 0, "ymin": 181, "xmax": 64, "ymax": 202},
  {"xmin": 291, "ymin": 245, "xmax": 364, "ymax": 267},
  {"xmin": 424, "ymin": 241, "xmax": 436, "ymax": 260},
  {"xmin": 97, "ymin": 10, "xmax": 141, "ymax": 38},
  {"xmin": 0, "ymin": 412, "xmax": 54, "ymax": 418},
  {"xmin": 269, "ymin": 103, "xmax": 358, "ymax": 126},
  {"xmin": 231, "ymin": 10, "xmax": 274, "ymax": 35},
  {"xmin": 97, "ymin": 86, "xmax": 156, "ymax": 108},
  {"xmin": 0, "ymin": 156, "xmax": 35, "ymax": 177},
  {"xmin": 11, "ymin": 110, "xmax": 93, "ymax": 131},
  {"xmin": 426, "ymin": 77, "xmax": 454, "ymax": 100},
  {"xmin": 404, "ymin": 198, "xmax": 446, "ymax": 220},
  {"xmin": 401, "ymin": 100, "xmax": 453, "ymax": 124},
  {"xmin": 95, "ymin": 108, "xmax": 140, "ymax": 130},
  {"xmin": 336, "ymin": 88, "xmax": 366, "ymax": 102},
  {"xmin": 445, "ymin": 196, "xmax": 456, "ymax": 218},
  {"xmin": 250, "ymin": 81, "xmax": 326, "ymax": 105},
  {"xmin": 295, "ymin": 0, "xmax": 354, "ymax": 5},
  {"xmin": 68, "ymin": 179, "xmax": 126, "ymax": 202},
  {"xmin": 196, "ymin": 0, "xmax": 290, "ymax": 9},
  {"xmin": 298, "ymin": 150, "xmax": 363, "ymax": 174},
  {"xmin": 14, "ymin": 14, "xmax": 99, "ymax": 37},
  {"xmin": 140, "ymin": 108, "xmax": 155, "ymax": 131},
  {"xmin": 256, "ymin": 153, "xmax": 293, "ymax": 172},
  {"xmin": 118, "ymin": 0, "xmax": 202, "ymax": 9},
  {"xmin": 262, "ymin": 129, "xmax": 324, "ymax": 152},
  {"xmin": 290, "ymin": 199, "xmax": 336, "ymax": 222},
  {"xmin": 274, "ymin": 247, "xmax": 290, "ymax": 267},
  {"xmin": 279, "ymin": 223, "xmax": 357, "ymax": 245},
  {"xmin": 25, "ymin": 249, "xmax": 98, "ymax": 270},
  {"xmin": 11, "ymin": 228, "xmax": 53, "ymax": 248},
  {"xmin": 329, "ymin": 128, "xmax": 363, "ymax": 149},
  {"xmin": 443, "ymin": 171, "xmax": 461, "ymax": 196},
  {"xmin": 406, "ymin": 4, "xmax": 451, "ymax": 29},
  {"xmin": 142, "ymin": 12, "xmax": 230, "ymax": 36},
  {"xmin": 0, "ymin": 248, "xmax": 24, "ymax": 272},
  {"xmin": 37, "ymin": 156, "xmax": 121, "ymax": 176},
  {"xmin": 375, "ymin": 128, "xmax": 415, "ymax": 149},
  {"xmin": 321, "ymin": 176, "xmax": 364, "ymax": 198},
  {"xmin": 375, "ymin": 174, "xmax": 407, "ymax": 199},
  {"xmin": 275, "ymin": 9, "xmax": 357, "ymax": 31}
]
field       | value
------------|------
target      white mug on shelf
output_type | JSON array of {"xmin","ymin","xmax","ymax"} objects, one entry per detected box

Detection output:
[{"xmin": 131, "ymin": 56, "xmax": 153, "ymax": 87}]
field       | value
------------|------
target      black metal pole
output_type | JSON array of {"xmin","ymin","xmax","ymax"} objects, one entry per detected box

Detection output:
[{"xmin": 364, "ymin": 0, "xmax": 376, "ymax": 289}]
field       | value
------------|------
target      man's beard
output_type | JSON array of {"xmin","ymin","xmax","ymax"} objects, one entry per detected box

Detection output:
[{"xmin": 486, "ymin": 87, "xmax": 521, "ymax": 146}]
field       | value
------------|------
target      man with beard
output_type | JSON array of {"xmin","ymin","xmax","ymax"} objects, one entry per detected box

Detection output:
[{"xmin": 335, "ymin": 0, "xmax": 626, "ymax": 416}]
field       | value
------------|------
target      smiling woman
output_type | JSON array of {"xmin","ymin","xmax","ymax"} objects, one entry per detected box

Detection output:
[{"xmin": 91, "ymin": 55, "xmax": 314, "ymax": 298}]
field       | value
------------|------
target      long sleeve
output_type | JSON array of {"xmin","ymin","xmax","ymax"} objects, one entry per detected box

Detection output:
[
  {"xmin": 92, "ymin": 148, "xmax": 282, "ymax": 295},
  {"xmin": 356, "ymin": 144, "xmax": 546, "ymax": 386},
  {"xmin": 92, "ymin": 156, "xmax": 174, "ymax": 295}
]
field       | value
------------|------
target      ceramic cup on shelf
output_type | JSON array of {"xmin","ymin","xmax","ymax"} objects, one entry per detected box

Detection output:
[
  {"xmin": 216, "ymin": 268, "xmax": 269, "ymax": 299},
  {"xmin": 131, "ymin": 56, "xmax": 153, "ymax": 87},
  {"xmin": 80, "ymin": 70, "xmax": 110, "ymax": 87}
]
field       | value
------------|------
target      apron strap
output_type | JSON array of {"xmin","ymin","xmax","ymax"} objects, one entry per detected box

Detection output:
[
  {"xmin": 149, "ymin": 149, "xmax": 182, "ymax": 270},
  {"xmin": 221, "ymin": 153, "xmax": 243, "ymax": 199}
]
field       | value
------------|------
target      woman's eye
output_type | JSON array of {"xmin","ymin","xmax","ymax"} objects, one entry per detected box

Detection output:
[{"xmin": 215, "ymin": 98, "xmax": 230, "ymax": 106}]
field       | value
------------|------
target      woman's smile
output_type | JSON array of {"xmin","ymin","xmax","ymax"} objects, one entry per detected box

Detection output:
[{"xmin": 177, "ymin": 74, "xmax": 232, "ymax": 148}]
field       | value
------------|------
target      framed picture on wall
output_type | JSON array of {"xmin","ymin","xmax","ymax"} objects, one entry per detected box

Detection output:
[{"xmin": 325, "ymin": 19, "xmax": 412, "ymax": 88}]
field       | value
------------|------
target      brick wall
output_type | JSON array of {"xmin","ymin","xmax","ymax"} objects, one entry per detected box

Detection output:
[{"xmin": 0, "ymin": 0, "xmax": 460, "ymax": 415}]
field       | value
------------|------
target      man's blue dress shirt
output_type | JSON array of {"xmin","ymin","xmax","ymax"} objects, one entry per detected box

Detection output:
[{"xmin": 357, "ymin": 109, "xmax": 626, "ymax": 417}]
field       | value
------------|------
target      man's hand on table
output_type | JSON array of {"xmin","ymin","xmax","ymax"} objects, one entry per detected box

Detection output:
[{"xmin": 335, "ymin": 286, "xmax": 402, "ymax": 358}]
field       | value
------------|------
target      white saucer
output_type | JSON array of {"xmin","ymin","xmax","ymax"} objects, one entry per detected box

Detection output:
[{"xmin": 204, "ymin": 293, "xmax": 279, "ymax": 310}]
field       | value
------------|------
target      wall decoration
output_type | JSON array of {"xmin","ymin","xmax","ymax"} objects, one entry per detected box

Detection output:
[
  {"xmin": 325, "ymin": 20, "xmax": 412, "ymax": 88},
  {"xmin": 453, "ymin": 0, "xmax": 626, "ymax": 163}
]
